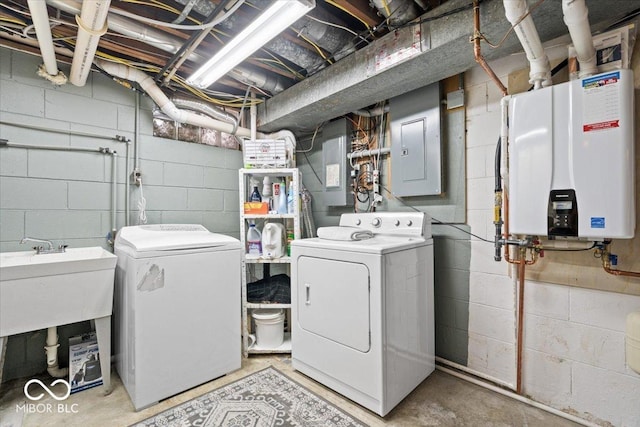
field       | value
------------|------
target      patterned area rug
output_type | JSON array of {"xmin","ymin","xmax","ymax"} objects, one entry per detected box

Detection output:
[{"xmin": 132, "ymin": 367, "xmax": 368, "ymax": 427}]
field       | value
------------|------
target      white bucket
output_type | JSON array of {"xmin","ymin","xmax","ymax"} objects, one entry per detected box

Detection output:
[{"xmin": 252, "ymin": 309, "xmax": 284, "ymax": 348}]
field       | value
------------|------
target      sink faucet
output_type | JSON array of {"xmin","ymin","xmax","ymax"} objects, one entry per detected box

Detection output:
[{"xmin": 20, "ymin": 237, "xmax": 66, "ymax": 254}]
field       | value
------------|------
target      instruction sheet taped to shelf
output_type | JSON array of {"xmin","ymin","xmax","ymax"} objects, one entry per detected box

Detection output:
[{"xmin": 582, "ymin": 71, "xmax": 621, "ymax": 132}]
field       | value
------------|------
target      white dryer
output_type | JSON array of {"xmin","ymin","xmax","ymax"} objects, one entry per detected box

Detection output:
[
  {"xmin": 114, "ymin": 224, "xmax": 241, "ymax": 410},
  {"xmin": 291, "ymin": 212, "xmax": 435, "ymax": 416}
]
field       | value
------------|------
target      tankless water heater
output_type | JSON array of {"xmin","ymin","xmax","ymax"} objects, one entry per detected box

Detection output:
[{"xmin": 508, "ymin": 69, "xmax": 635, "ymax": 239}]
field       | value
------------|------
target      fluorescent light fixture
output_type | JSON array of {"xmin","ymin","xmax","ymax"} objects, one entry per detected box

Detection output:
[{"xmin": 187, "ymin": 0, "xmax": 315, "ymax": 88}]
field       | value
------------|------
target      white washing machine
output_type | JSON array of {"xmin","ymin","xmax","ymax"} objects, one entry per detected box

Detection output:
[
  {"xmin": 291, "ymin": 212, "xmax": 435, "ymax": 416},
  {"xmin": 114, "ymin": 224, "xmax": 241, "ymax": 410}
]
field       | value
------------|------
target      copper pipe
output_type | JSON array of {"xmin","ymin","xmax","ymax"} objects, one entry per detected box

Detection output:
[
  {"xmin": 473, "ymin": 0, "xmax": 508, "ymax": 97},
  {"xmin": 516, "ymin": 248, "xmax": 526, "ymax": 395},
  {"xmin": 604, "ymin": 266, "xmax": 640, "ymax": 277}
]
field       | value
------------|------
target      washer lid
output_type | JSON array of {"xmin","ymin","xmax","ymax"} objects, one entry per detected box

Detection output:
[
  {"xmin": 115, "ymin": 224, "xmax": 240, "ymax": 253},
  {"xmin": 291, "ymin": 234, "xmax": 430, "ymax": 254}
]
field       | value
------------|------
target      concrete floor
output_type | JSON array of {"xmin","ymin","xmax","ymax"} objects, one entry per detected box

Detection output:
[{"xmin": 0, "ymin": 356, "xmax": 580, "ymax": 427}]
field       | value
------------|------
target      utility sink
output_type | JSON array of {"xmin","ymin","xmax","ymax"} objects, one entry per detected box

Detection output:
[{"xmin": 0, "ymin": 247, "xmax": 117, "ymax": 393}]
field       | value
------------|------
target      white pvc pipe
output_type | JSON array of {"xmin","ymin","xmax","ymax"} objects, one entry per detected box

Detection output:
[
  {"xmin": 45, "ymin": 327, "xmax": 68, "ymax": 378},
  {"xmin": 96, "ymin": 60, "xmax": 252, "ymax": 138},
  {"xmin": 26, "ymin": 0, "xmax": 58, "ymax": 76},
  {"xmin": 562, "ymin": 0, "xmax": 597, "ymax": 77},
  {"xmin": 347, "ymin": 147, "xmax": 391, "ymax": 160},
  {"xmin": 503, "ymin": 0, "xmax": 551, "ymax": 88},
  {"xmin": 435, "ymin": 357, "xmax": 514, "ymax": 390},
  {"xmin": 70, "ymin": 0, "xmax": 111, "ymax": 86},
  {"xmin": 435, "ymin": 365, "xmax": 598, "ymax": 427}
]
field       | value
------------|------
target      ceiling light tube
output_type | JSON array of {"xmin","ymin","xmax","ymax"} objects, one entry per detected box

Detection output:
[{"xmin": 187, "ymin": 0, "xmax": 315, "ymax": 88}]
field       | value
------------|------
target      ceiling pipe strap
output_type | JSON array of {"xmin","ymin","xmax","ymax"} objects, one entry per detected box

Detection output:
[{"xmin": 75, "ymin": 14, "xmax": 109, "ymax": 36}]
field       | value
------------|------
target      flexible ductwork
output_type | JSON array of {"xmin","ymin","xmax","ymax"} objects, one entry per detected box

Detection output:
[
  {"xmin": 46, "ymin": 0, "xmax": 289, "ymax": 93},
  {"xmin": 503, "ymin": 0, "xmax": 551, "ymax": 89},
  {"xmin": 371, "ymin": 0, "xmax": 421, "ymax": 27},
  {"xmin": 172, "ymin": 95, "xmax": 239, "ymax": 134},
  {"xmin": 70, "ymin": 0, "xmax": 110, "ymax": 86},
  {"xmin": 562, "ymin": 0, "xmax": 597, "ymax": 77}
]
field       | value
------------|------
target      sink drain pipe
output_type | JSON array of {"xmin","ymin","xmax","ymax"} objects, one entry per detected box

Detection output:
[{"xmin": 45, "ymin": 327, "xmax": 68, "ymax": 378}]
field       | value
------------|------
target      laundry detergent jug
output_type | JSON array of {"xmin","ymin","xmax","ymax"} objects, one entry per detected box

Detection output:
[{"xmin": 262, "ymin": 222, "xmax": 286, "ymax": 259}]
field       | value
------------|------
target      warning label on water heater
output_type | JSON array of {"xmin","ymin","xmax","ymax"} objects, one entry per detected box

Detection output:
[{"xmin": 582, "ymin": 71, "xmax": 621, "ymax": 132}]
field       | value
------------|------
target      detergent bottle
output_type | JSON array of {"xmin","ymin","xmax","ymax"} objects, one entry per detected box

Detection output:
[{"xmin": 247, "ymin": 222, "xmax": 262, "ymax": 256}]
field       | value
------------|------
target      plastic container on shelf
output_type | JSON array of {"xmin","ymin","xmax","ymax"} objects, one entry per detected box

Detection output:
[
  {"xmin": 278, "ymin": 180, "xmax": 287, "ymax": 214},
  {"xmin": 250, "ymin": 186, "xmax": 262, "ymax": 202},
  {"xmin": 247, "ymin": 223, "xmax": 262, "ymax": 255},
  {"xmin": 262, "ymin": 176, "xmax": 272, "ymax": 210},
  {"xmin": 287, "ymin": 183, "xmax": 295, "ymax": 214}
]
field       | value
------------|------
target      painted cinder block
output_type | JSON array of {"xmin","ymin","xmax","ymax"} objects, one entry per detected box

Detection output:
[
  {"xmin": 45, "ymin": 90, "xmax": 117, "ymax": 129},
  {"xmin": 469, "ymin": 271, "xmax": 515, "ymax": 310},
  {"xmin": 523, "ymin": 348, "xmax": 572, "ymax": 408},
  {"xmin": 164, "ymin": 162, "xmax": 204, "ymax": 188},
  {"xmin": 187, "ymin": 188, "xmax": 224, "ymax": 211},
  {"xmin": 141, "ymin": 185, "xmax": 188, "ymax": 210},
  {"xmin": 569, "ymin": 287, "xmax": 640, "ymax": 332},
  {"xmin": 204, "ymin": 167, "xmax": 238, "ymax": 190},
  {"xmin": 0, "ymin": 147, "xmax": 28, "ymax": 176},
  {"xmin": 0, "ymin": 177, "xmax": 67, "ymax": 209},
  {"xmin": 0, "ymin": 80, "xmax": 45, "ymax": 117},
  {"xmin": 28, "ymin": 150, "xmax": 105, "ymax": 182},
  {"xmin": 25, "ymin": 210, "xmax": 103, "ymax": 240},
  {"xmin": 0, "ymin": 210, "xmax": 25, "ymax": 241},
  {"xmin": 525, "ymin": 314, "xmax": 627, "ymax": 374},
  {"xmin": 572, "ymin": 362, "xmax": 640, "ymax": 426},
  {"xmin": 524, "ymin": 281, "xmax": 570, "ymax": 320},
  {"xmin": 469, "ymin": 302, "xmax": 515, "ymax": 343}
]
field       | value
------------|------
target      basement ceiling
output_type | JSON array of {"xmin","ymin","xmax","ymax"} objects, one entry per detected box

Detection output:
[{"xmin": 0, "ymin": 0, "xmax": 638, "ymax": 135}]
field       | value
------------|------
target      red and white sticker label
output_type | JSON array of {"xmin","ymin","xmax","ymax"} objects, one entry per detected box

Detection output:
[{"xmin": 582, "ymin": 72, "xmax": 620, "ymax": 133}]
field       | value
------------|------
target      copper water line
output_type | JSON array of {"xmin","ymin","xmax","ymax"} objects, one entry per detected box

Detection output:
[
  {"xmin": 601, "ymin": 245, "xmax": 640, "ymax": 278},
  {"xmin": 473, "ymin": 0, "xmax": 508, "ymax": 97},
  {"xmin": 603, "ymin": 266, "xmax": 640, "ymax": 278}
]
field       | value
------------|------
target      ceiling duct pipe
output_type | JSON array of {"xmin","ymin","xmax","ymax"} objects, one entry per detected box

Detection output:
[
  {"xmin": 562, "ymin": 0, "xmax": 597, "ymax": 77},
  {"xmin": 171, "ymin": 95, "xmax": 239, "ymax": 134},
  {"xmin": 503, "ymin": 0, "xmax": 551, "ymax": 89},
  {"xmin": 69, "ymin": 0, "xmax": 110, "ymax": 86},
  {"xmin": 97, "ymin": 59, "xmax": 251, "ymax": 138},
  {"xmin": 371, "ymin": 0, "xmax": 421, "ymax": 27},
  {"xmin": 26, "ymin": 0, "xmax": 61, "ymax": 79},
  {"xmin": 97, "ymin": 60, "xmax": 297, "ymax": 149},
  {"xmin": 46, "ymin": 0, "xmax": 289, "ymax": 93}
]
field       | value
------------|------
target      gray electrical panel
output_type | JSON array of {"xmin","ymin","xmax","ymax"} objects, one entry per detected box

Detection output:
[
  {"xmin": 322, "ymin": 118, "xmax": 352, "ymax": 206},
  {"xmin": 389, "ymin": 82, "xmax": 442, "ymax": 196}
]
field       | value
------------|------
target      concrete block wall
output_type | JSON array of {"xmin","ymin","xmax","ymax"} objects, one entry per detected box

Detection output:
[
  {"xmin": 465, "ymin": 38, "xmax": 640, "ymax": 425},
  {"xmin": 0, "ymin": 47, "xmax": 242, "ymax": 381}
]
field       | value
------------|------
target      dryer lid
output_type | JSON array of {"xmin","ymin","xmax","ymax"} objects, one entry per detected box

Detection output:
[{"xmin": 115, "ymin": 224, "xmax": 240, "ymax": 253}]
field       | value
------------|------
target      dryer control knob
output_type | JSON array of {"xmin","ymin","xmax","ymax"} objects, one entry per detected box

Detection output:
[
  {"xmin": 394, "ymin": 220, "xmax": 400, "ymax": 226},
  {"xmin": 371, "ymin": 217, "xmax": 382, "ymax": 227},
  {"xmin": 406, "ymin": 220, "xmax": 413, "ymax": 226},
  {"xmin": 355, "ymin": 219, "xmax": 361, "ymax": 226}
]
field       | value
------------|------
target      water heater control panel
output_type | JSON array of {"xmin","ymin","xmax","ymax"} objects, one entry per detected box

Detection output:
[{"xmin": 548, "ymin": 189, "xmax": 578, "ymax": 237}]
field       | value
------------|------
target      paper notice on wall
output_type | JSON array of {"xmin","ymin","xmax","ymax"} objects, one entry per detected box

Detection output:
[
  {"xmin": 582, "ymin": 71, "xmax": 621, "ymax": 132},
  {"xmin": 326, "ymin": 164, "xmax": 340, "ymax": 188},
  {"xmin": 371, "ymin": 27, "xmax": 422, "ymax": 74}
]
